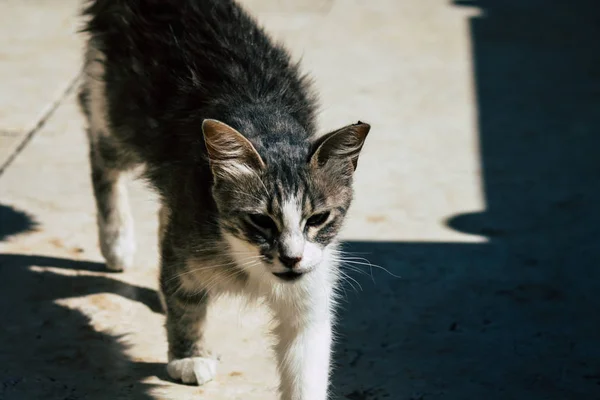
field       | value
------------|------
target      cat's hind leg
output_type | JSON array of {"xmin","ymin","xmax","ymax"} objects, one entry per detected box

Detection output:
[
  {"xmin": 79, "ymin": 55, "xmax": 137, "ymax": 271},
  {"xmin": 86, "ymin": 130, "xmax": 136, "ymax": 272}
]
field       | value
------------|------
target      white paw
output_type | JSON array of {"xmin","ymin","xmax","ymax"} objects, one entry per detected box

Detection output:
[
  {"xmin": 99, "ymin": 224, "xmax": 135, "ymax": 272},
  {"xmin": 167, "ymin": 357, "xmax": 217, "ymax": 385}
]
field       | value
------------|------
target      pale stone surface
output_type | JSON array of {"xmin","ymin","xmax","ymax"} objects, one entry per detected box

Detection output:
[
  {"xmin": 0, "ymin": 0, "xmax": 82, "ymax": 170},
  {"xmin": 1, "ymin": 1, "xmax": 599, "ymax": 400}
]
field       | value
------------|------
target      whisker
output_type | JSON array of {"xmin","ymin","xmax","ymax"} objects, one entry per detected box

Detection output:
[
  {"xmin": 166, "ymin": 261, "xmax": 238, "ymax": 283},
  {"xmin": 342, "ymin": 266, "xmax": 374, "ymax": 284},
  {"xmin": 338, "ymin": 260, "xmax": 402, "ymax": 279},
  {"xmin": 197, "ymin": 262, "xmax": 256, "ymax": 297},
  {"xmin": 338, "ymin": 263, "xmax": 370, "ymax": 277},
  {"xmin": 338, "ymin": 270, "xmax": 362, "ymax": 293},
  {"xmin": 343, "ymin": 271, "xmax": 363, "ymax": 292},
  {"xmin": 339, "ymin": 274, "xmax": 358, "ymax": 294},
  {"xmin": 332, "ymin": 250, "xmax": 372, "ymax": 256},
  {"xmin": 166, "ymin": 255, "xmax": 264, "ymax": 282}
]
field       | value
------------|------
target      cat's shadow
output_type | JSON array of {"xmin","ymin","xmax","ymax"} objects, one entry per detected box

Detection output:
[
  {"xmin": 0, "ymin": 205, "xmax": 167, "ymax": 400},
  {"xmin": 2, "ymin": 210, "xmax": 599, "ymax": 400},
  {"xmin": 0, "ymin": 254, "xmax": 168, "ymax": 400},
  {"xmin": 0, "ymin": 253, "xmax": 163, "ymax": 313}
]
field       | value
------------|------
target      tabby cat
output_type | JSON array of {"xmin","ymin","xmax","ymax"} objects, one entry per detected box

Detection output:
[{"xmin": 79, "ymin": 1, "xmax": 370, "ymax": 399}]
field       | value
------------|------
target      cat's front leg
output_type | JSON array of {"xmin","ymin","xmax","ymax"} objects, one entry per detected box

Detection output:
[
  {"xmin": 162, "ymin": 285, "xmax": 218, "ymax": 385},
  {"xmin": 271, "ymin": 286, "xmax": 334, "ymax": 400},
  {"xmin": 160, "ymin": 248, "xmax": 218, "ymax": 385}
]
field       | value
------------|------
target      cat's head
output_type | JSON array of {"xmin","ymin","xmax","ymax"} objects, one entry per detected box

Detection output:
[{"xmin": 202, "ymin": 118, "xmax": 370, "ymax": 283}]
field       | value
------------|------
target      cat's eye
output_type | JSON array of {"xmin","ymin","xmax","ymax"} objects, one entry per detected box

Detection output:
[
  {"xmin": 248, "ymin": 213, "xmax": 277, "ymax": 231},
  {"xmin": 306, "ymin": 211, "xmax": 330, "ymax": 227}
]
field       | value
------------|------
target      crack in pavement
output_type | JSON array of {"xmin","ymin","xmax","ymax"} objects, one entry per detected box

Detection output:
[{"xmin": 0, "ymin": 72, "xmax": 82, "ymax": 177}]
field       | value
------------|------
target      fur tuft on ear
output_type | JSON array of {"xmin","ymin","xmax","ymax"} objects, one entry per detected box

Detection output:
[
  {"xmin": 310, "ymin": 121, "xmax": 370, "ymax": 171},
  {"xmin": 202, "ymin": 119, "xmax": 265, "ymax": 179}
]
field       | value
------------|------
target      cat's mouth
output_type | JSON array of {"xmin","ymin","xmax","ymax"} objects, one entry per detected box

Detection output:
[{"xmin": 272, "ymin": 270, "xmax": 305, "ymax": 282}]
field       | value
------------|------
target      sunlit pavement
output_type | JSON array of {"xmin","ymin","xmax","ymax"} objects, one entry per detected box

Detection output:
[{"xmin": 1, "ymin": 1, "xmax": 598, "ymax": 399}]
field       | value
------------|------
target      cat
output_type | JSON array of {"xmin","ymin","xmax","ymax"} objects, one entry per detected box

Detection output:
[{"xmin": 78, "ymin": 0, "xmax": 370, "ymax": 399}]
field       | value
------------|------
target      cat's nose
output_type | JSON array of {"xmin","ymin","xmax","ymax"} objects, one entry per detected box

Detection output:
[{"xmin": 279, "ymin": 255, "xmax": 302, "ymax": 269}]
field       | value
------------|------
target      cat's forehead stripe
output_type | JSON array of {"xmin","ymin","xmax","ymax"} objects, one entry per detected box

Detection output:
[{"xmin": 281, "ymin": 196, "xmax": 302, "ymax": 232}]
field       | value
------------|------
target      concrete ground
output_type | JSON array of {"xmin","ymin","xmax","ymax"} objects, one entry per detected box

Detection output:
[{"xmin": 1, "ymin": 0, "xmax": 599, "ymax": 399}]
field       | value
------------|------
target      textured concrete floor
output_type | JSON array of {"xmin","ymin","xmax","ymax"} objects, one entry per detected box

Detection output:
[{"xmin": 1, "ymin": 1, "xmax": 599, "ymax": 399}]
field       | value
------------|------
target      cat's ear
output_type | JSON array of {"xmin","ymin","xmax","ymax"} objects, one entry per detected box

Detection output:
[
  {"xmin": 202, "ymin": 119, "xmax": 265, "ymax": 179},
  {"xmin": 310, "ymin": 121, "xmax": 370, "ymax": 171}
]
